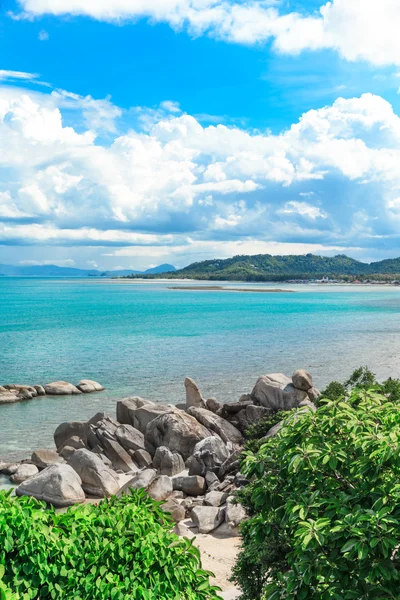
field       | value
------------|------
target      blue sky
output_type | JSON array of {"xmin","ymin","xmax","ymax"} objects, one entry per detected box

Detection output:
[{"xmin": 1, "ymin": 0, "xmax": 400, "ymax": 270}]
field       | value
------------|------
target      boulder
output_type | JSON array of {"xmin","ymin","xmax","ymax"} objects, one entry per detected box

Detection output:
[
  {"xmin": 54, "ymin": 412, "xmax": 105, "ymax": 449},
  {"xmin": 44, "ymin": 381, "xmax": 82, "ymax": 396},
  {"xmin": 58, "ymin": 436, "xmax": 86, "ymax": 454},
  {"xmin": 77, "ymin": 380, "xmax": 105, "ymax": 393},
  {"xmin": 186, "ymin": 437, "xmax": 230, "ymax": 477},
  {"xmin": 236, "ymin": 405, "xmax": 272, "ymax": 432},
  {"xmin": 185, "ymin": 377, "xmax": 206, "ymax": 409},
  {"xmin": 34, "ymin": 385, "xmax": 46, "ymax": 396},
  {"xmin": 0, "ymin": 391, "xmax": 19, "ymax": 404},
  {"xmin": 59, "ymin": 446, "xmax": 76, "ymax": 461},
  {"xmin": 116, "ymin": 397, "xmax": 149, "ymax": 426},
  {"xmin": 147, "ymin": 475, "xmax": 173, "ymax": 501},
  {"xmin": 222, "ymin": 401, "xmax": 253, "ymax": 416},
  {"xmin": 308, "ymin": 387, "xmax": 321, "ymax": 403},
  {"xmin": 206, "ymin": 398, "xmax": 222, "ymax": 414},
  {"xmin": 161, "ymin": 499, "xmax": 185, "ymax": 523},
  {"xmin": 100, "ymin": 437, "xmax": 136, "ymax": 473},
  {"xmin": 67, "ymin": 449, "xmax": 120, "ymax": 497},
  {"xmin": 145, "ymin": 412, "xmax": 211, "ymax": 460},
  {"xmin": 11, "ymin": 464, "xmax": 39, "ymax": 484},
  {"xmin": 292, "ymin": 369, "xmax": 313, "ymax": 392},
  {"xmin": 153, "ymin": 447, "xmax": 185, "ymax": 477},
  {"xmin": 118, "ymin": 469, "xmax": 157, "ymax": 496},
  {"xmin": 204, "ymin": 491, "xmax": 228, "ymax": 507},
  {"xmin": 191, "ymin": 506, "xmax": 225, "ymax": 534},
  {"xmin": 173, "ymin": 475, "xmax": 206, "ymax": 497},
  {"xmin": 251, "ymin": 374, "xmax": 308, "ymax": 411},
  {"xmin": 205, "ymin": 471, "xmax": 220, "ymax": 489},
  {"xmin": 132, "ymin": 449, "xmax": 152, "ymax": 469},
  {"xmin": 225, "ymin": 496, "xmax": 247, "ymax": 528},
  {"xmin": 187, "ymin": 407, "xmax": 243, "ymax": 446},
  {"xmin": 1, "ymin": 463, "xmax": 19, "ymax": 475},
  {"xmin": 115, "ymin": 424, "xmax": 145, "ymax": 452},
  {"xmin": 31, "ymin": 449, "xmax": 65, "ymax": 469},
  {"xmin": 16, "ymin": 464, "xmax": 85, "ymax": 507}
]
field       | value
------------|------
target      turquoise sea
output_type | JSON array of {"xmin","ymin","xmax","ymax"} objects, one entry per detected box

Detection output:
[{"xmin": 2, "ymin": 277, "xmax": 400, "ymax": 461}]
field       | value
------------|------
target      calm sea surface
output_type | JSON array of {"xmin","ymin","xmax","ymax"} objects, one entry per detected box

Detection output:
[{"xmin": 2, "ymin": 278, "xmax": 400, "ymax": 460}]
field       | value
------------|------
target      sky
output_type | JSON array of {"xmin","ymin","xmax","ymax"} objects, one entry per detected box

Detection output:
[{"xmin": 2, "ymin": 1, "xmax": 400, "ymax": 270}]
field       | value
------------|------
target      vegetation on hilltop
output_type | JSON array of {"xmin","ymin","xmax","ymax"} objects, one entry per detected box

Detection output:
[
  {"xmin": 123, "ymin": 254, "xmax": 400, "ymax": 282},
  {"xmin": 233, "ymin": 369, "xmax": 400, "ymax": 599},
  {"xmin": 0, "ymin": 490, "xmax": 221, "ymax": 600}
]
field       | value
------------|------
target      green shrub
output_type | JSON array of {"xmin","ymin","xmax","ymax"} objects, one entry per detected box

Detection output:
[
  {"xmin": 233, "ymin": 390, "xmax": 400, "ymax": 599},
  {"xmin": 244, "ymin": 412, "xmax": 289, "ymax": 453},
  {"xmin": 0, "ymin": 489, "xmax": 221, "ymax": 600},
  {"xmin": 321, "ymin": 381, "xmax": 346, "ymax": 401}
]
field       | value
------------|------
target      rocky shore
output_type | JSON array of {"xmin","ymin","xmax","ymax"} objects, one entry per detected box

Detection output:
[
  {"xmin": 0, "ymin": 379, "xmax": 105, "ymax": 404},
  {"xmin": 0, "ymin": 369, "xmax": 319, "ymax": 541}
]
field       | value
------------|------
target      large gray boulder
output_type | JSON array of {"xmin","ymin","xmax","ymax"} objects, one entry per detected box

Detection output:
[
  {"xmin": 118, "ymin": 469, "xmax": 157, "ymax": 496},
  {"xmin": 161, "ymin": 499, "xmax": 185, "ymax": 523},
  {"xmin": 191, "ymin": 506, "xmax": 225, "ymax": 534},
  {"xmin": 225, "ymin": 496, "xmax": 247, "ymax": 528},
  {"xmin": 308, "ymin": 387, "xmax": 321, "ymax": 403},
  {"xmin": 145, "ymin": 412, "xmax": 211, "ymax": 459},
  {"xmin": 100, "ymin": 437, "xmax": 136, "ymax": 473},
  {"xmin": 185, "ymin": 377, "xmax": 206, "ymax": 409},
  {"xmin": 116, "ymin": 397, "xmax": 149, "ymax": 425},
  {"xmin": 44, "ymin": 381, "xmax": 82, "ymax": 396},
  {"xmin": 292, "ymin": 370, "xmax": 313, "ymax": 392},
  {"xmin": 251, "ymin": 374, "xmax": 308, "ymax": 411},
  {"xmin": 204, "ymin": 491, "xmax": 228, "ymax": 507},
  {"xmin": 11, "ymin": 464, "xmax": 39, "ymax": 484},
  {"xmin": 173, "ymin": 475, "xmax": 206, "ymax": 496},
  {"xmin": 67, "ymin": 449, "xmax": 120, "ymax": 497},
  {"xmin": 187, "ymin": 407, "xmax": 243, "ymax": 446},
  {"xmin": 77, "ymin": 380, "xmax": 105, "ymax": 393},
  {"xmin": 186, "ymin": 437, "xmax": 230, "ymax": 477},
  {"xmin": 58, "ymin": 436, "xmax": 86, "ymax": 454},
  {"xmin": 147, "ymin": 475, "xmax": 173, "ymax": 501},
  {"xmin": 132, "ymin": 449, "xmax": 152, "ymax": 468},
  {"xmin": 16, "ymin": 464, "xmax": 85, "ymax": 507},
  {"xmin": 31, "ymin": 449, "xmax": 65, "ymax": 469},
  {"xmin": 153, "ymin": 446, "xmax": 185, "ymax": 477},
  {"xmin": 54, "ymin": 412, "xmax": 105, "ymax": 449},
  {"xmin": 115, "ymin": 424, "xmax": 145, "ymax": 452}
]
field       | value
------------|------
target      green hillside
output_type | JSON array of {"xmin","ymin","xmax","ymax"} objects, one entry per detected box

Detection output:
[{"xmin": 124, "ymin": 253, "xmax": 400, "ymax": 282}]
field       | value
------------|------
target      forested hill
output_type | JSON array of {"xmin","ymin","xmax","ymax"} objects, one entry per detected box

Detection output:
[{"xmin": 125, "ymin": 254, "xmax": 400, "ymax": 282}]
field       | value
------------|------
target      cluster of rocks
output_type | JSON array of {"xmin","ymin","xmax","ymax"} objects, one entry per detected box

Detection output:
[
  {"xmin": 0, "ymin": 380, "xmax": 104, "ymax": 405},
  {"xmin": 0, "ymin": 369, "xmax": 319, "ymax": 537}
]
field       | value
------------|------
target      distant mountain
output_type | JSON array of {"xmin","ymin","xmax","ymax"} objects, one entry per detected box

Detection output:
[
  {"xmin": 0, "ymin": 263, "xmax": 176, "ymax": 277},
  {"xmin": 123, "ymin": 254, "xmax": 400, "ymax": 282}
]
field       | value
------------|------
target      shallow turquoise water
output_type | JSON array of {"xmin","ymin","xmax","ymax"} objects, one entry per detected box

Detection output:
[{"xmin": 2, "ymin": 278, "xmax": 400, "ymax": 460}]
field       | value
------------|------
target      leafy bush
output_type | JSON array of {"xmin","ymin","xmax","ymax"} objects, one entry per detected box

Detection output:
[
  {"xmin": 0, "ymin": 489, "xmax": 221, "ymax": 600},
  {"xmin": 244, "ymin": 412, "xmax": 289, "ymax": 453},
  {"xmin": 233, "ymin": 390, "xmax": 400, "ymax": 599}
]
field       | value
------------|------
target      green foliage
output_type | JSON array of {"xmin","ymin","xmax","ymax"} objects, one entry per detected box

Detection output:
[
  {"xmin": 321, "ymin": 381, "xmax": 347, "ymax": 401},
  {"xmin": 124, "ymin": 253, "xmax": 400, "ymax": 282},
  {"xmin": 234, "ymin": 390, "xmax": 400, "ymax": 599},
  {"xmin": 344, "ymin": 366, "xmax": 377, "ymax": 389},
  {"xmin": 0, "ymin": 489, "xmax": 221, "ymax": 600},
  {"xmin": 244, "ymin": 412, "xmax": 288, "ymax": 453}
]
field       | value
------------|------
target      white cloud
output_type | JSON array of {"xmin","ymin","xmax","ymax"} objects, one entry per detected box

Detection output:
[
  {"xmin": 280, "ymin": 201, "xmax": 327, "ymax": 220},
  {"xmin": 0, "ymin": 70, "xmax": 39, "ymax": 81},
  {"xmin": 19, "ymin": 258, "xmax": 76, "ymax": 266},
  {"xmin": 14, "ymin": 0, "xmax": 400, "ymax": 67},
  {"xmin": 2, "ymin": 84, "xmax": 400, "ymax": 258},
  {"xmin": 38, "ymin": 30, "xmax": 49, "ymax": 41}
]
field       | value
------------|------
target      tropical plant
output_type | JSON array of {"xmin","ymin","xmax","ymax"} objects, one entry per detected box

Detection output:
[
  {"xmin": 0, "ymin": 489, "xmax": 221, "ymax": 600},
  {"xmin": 233, "ymin": 389, "xmax": 400, "ymax": 599}
]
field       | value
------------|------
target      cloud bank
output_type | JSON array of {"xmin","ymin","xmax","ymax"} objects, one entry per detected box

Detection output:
[
  {"xmin": 1, "ymin": 82, "xmax": 400, "ymax": 263},
  {"xmin": 15, "ymin": 0, "xmax": 400, "ymax": 67}
]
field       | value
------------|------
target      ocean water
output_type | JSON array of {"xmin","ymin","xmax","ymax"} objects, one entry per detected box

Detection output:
[{"xmin": 2, "ymin": 278, "xmax": 400, "ymax": 461}]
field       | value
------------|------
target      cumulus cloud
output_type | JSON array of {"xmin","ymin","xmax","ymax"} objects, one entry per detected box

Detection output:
[
  {"xmin": 1, "ymin": 84, "xmax": 400, "ymax": 259},
  {"xmin": 0, "ymin": 70, "xmax": 39, "ymax": 82},
  {"xmin": 13, "ymin": 0, "xmax": 400, "ymax": 67}
]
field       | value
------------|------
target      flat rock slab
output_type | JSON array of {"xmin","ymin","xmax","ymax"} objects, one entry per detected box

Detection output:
[{"xmin": 77, "ymin": 380, "xmax": 105, "ymax": 393}]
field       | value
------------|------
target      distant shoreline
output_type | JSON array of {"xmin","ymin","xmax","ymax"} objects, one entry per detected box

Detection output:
[{"xmin": 167, "ymin": 285, "xmax": 295, "ymax": 293}]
